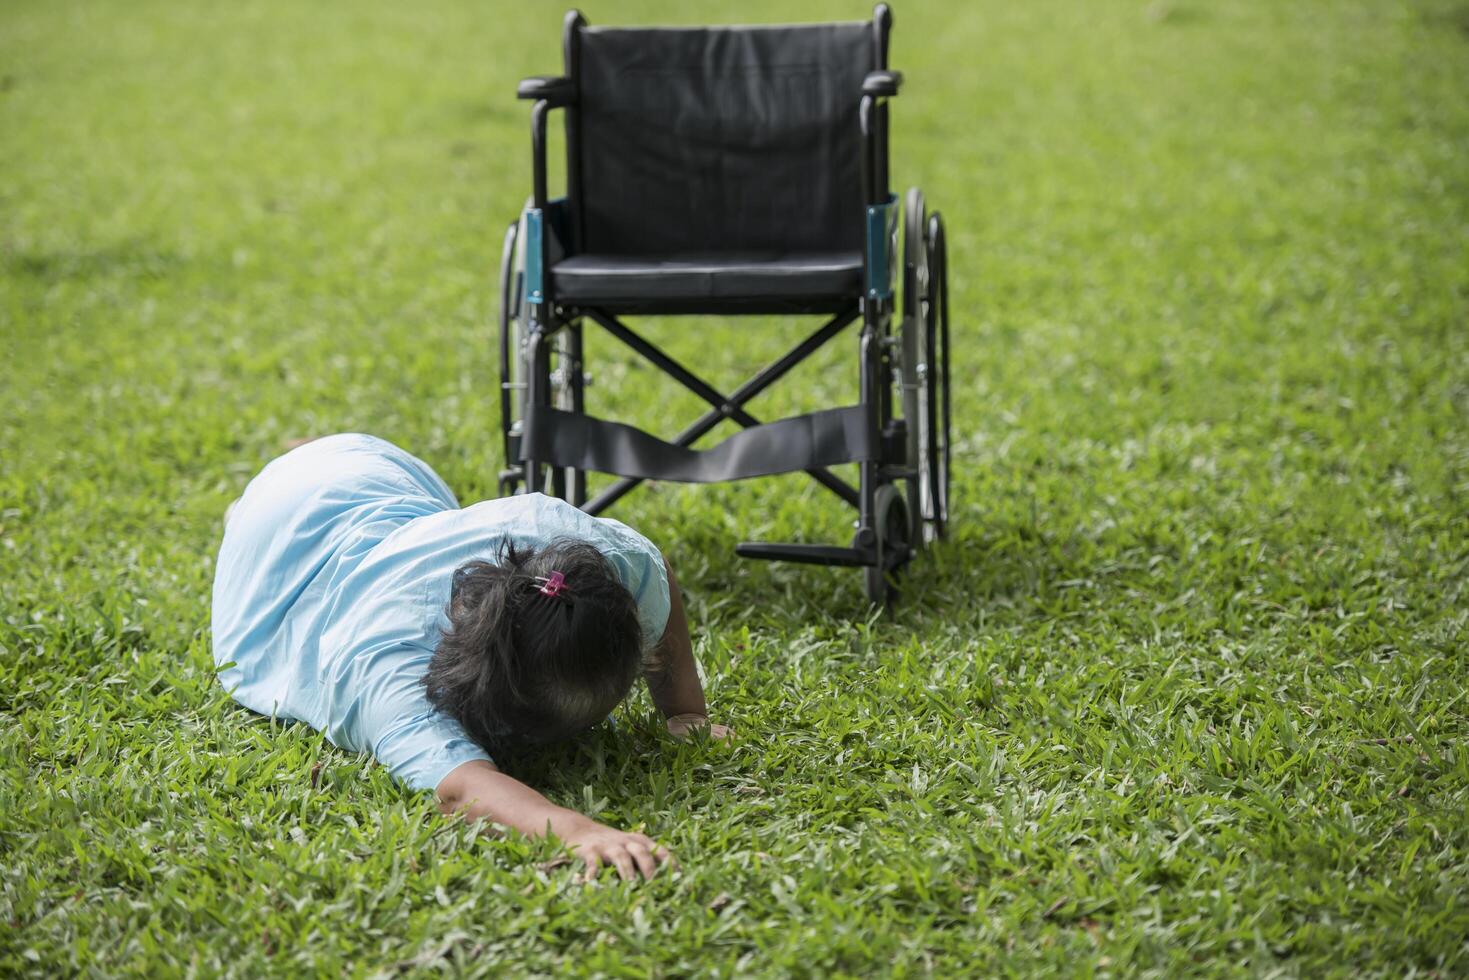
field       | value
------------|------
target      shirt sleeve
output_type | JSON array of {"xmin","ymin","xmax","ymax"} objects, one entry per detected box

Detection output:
[
  {"xmin": 343, "ymin": 644, "xmax": 494, "ymax": 793},
  {"xmin": 590, "ymin": 517, "xmax": 672, "ymax": 650},
  {"xmin": 372, "ymin": 707, "xmax": 494, "ymax": 793}
]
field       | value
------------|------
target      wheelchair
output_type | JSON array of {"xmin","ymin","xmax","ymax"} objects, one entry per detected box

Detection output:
[{"xmin": 497, "ymin": 4, "xmax": 950, "ymax": 605}]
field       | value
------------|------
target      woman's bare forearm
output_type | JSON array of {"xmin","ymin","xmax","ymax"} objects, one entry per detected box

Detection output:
[
  {"xmin": 435, "ymin": 760, "xmax": 588, "ymax": 838},
  {"xmin": 434, "ymin": 760, "xmax": 673, "ymax": 881},
  {"xmin": 644, "ymin": 560, "xmax": 708, "ymax": 720}
]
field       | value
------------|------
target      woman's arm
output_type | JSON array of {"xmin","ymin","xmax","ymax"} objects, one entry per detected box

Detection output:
[
  {"xmin": 434, "ymin": 559, "xmax": 721, "ymax": 881},
  {"xmin": 435, "ymin": 760, "xmax": 671, "ymax": 881},
  {"xmin": 645, "ymin": 559, "xmax": 731, "ymax": 738}
]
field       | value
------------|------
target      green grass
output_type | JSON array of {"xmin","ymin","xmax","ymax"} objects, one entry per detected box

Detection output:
[{"xmin": 3, "ymin": 0, "xmax": 1467, "ymax": 974}]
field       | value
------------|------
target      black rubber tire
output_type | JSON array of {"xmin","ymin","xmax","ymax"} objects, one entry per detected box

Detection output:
[
  {"xmin": 863, "ymin": 483, "xmax": 912, "ymax": 606},
  {"xmin": 497, "ymin": 218, "xmax": 522, "ymax": 489},
  {"xmin": 921, "ymin": 212, "xmax": 951, "ymax": 543}
]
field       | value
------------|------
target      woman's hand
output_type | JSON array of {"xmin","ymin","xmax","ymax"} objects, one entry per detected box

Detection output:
[
  {"xmin": 561, "ymin": 817, "xmax": 674, "ymax": 882},
  {"xmin": 665, "ymin": 712, "xmax": 732, "ymax": 740},
  {"xmin": 437, "ymin": 762, "xmax": 674, "ymax": 884}
]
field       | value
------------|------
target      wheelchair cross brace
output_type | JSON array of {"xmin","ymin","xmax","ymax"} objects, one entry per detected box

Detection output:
[
  {"xmin": 579, "ymin": 307, "xmax": 862, "ymax": 511},
  {"xmin": 514, "ymin": 302, "xmax": 912, "ymax": 570},
  {"xmin": 519, "ymin": 304, "xmax": 881, "ymax": 502}
]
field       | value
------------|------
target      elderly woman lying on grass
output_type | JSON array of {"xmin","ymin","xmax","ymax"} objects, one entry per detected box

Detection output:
[{"xmin": 213, "ymin": 434, "xmax": 729, "ymax": 881}]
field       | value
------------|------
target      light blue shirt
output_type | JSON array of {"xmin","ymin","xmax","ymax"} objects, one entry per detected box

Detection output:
[{"xmin": 211, "ymin": 434, "xmax": 671, "ymax": 792}]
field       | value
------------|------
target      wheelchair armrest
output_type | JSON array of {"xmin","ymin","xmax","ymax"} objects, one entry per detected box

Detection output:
[
  {"xmin": 523, "ymin": 78, "xmax": 575, "ymax": 209},
  {"xmin": 517, "ymin": 75, "xmax": 576, "ymax": 107},
  {"xmin": 862, "ymin": 70, "xmax": 903, "ymax": 98},
  {"xmin": 859, "ymin": 72, "xmax": 902, "ymax": 204}
]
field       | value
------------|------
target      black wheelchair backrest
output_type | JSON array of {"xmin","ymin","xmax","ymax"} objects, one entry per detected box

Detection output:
[{"xmin": 572, "ymin": 21, "xmax": 878, "ymax": 255}]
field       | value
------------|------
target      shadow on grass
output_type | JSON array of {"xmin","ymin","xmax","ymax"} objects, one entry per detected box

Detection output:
[
  {"xmin": 3, "ymin": 242, "xmax": 179, "ymax": 283},
  {"xmin": 684, "ymin": 516, "xmax": 1114, "ymax": 634},
  {"xmin": 484, "ymin": 716, "xmax": 675, "ymax": 801},
  {"xmin": 1422, "ymin": 1, "xmax": 1469, "ymax": 39}
]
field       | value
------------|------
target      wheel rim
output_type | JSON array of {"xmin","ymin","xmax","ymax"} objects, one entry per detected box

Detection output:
[
  {"xmin": 550, "ymin": 327, "xmax": 580, "ymax": 501},
  {"xmin": 902, "ymin": 189, "xmax": 928, "ymax": 549},
  {"xmin": 917, "ymin": 297, "xmax": 935, "ymax": 538},
  {"xmin": 925, "ymin": 279, "xmax": 948, "ymax": 541},
  {"xmin": 916, "ymin": 274, "xmax": 946, "ymax": 542}
]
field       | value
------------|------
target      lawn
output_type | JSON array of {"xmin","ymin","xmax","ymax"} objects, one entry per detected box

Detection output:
[{"xmin": 2, "ymin": 0, "xmax": 1467, "ymax": 974}]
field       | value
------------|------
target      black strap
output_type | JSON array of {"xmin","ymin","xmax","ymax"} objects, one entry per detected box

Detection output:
[{"xmin": 521, "ymin": 406, "xmax": 872, "ymax": 483}]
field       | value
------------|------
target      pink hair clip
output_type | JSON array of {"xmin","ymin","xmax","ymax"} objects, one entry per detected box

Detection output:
[{"xmin": 536, "ymin": 570, "xmax": 568, "ymax": 599}]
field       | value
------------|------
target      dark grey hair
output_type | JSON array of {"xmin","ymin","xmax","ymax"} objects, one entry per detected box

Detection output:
[{"xmin": 423, "ymin": 538, "xmax": 647, "ymax": 752}]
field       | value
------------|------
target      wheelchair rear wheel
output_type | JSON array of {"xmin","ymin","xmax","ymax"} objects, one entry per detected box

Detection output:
[
  {"xmin": 496, "ymin": 209, "xmax": 585, "ymax": 503},
  {"xmin": 919, "ymin": 211, "xmax": 951, "ymax": 544},
  {"xmin": 497, "ymin": 218, "xmax": 523, "ymax": 496},
  {"xmin": 901, "ymin": 190, "xmax": 950, "ymax": 547}
]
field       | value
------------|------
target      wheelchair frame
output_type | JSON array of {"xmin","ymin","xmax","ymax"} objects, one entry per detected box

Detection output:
[{"xmin": 497, "ymin": 4, "xmax": 950, "ymax": 605}]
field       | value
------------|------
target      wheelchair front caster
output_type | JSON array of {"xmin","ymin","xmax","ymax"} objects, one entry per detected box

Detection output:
[{"xmin": 863, "ymin": 483, "xmax": 913, "ymax": 606}]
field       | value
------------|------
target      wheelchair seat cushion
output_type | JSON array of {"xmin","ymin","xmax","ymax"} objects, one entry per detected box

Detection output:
[{"xmin": 551, "ymin": 251, "xmax": 863, "ymax": 306}]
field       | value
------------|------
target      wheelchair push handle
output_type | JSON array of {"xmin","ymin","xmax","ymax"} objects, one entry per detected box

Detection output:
[
  {"xmin": 516, "ymin": 75, "xmax": 575, "ymax": 107},
  {"xmin": 862, "ymin": 70, "xmax": 903, "ymax": 98}
]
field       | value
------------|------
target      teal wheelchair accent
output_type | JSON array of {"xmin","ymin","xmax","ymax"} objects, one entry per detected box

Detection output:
[
  {"xmin": 865, "ymin": 194, "xmax": 898, "ymax": 300},
  {"xmin": 525, "ymin": 207, "xmax": 544, "ymax": 305}
]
